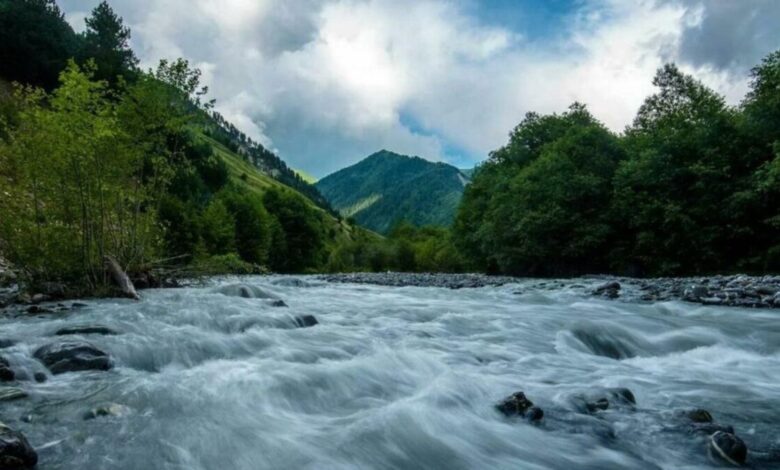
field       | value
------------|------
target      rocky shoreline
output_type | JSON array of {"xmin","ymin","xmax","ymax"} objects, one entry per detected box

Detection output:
[{"xmin": 320, "ymin": 272, "xmax": 780, "ymax": 309}]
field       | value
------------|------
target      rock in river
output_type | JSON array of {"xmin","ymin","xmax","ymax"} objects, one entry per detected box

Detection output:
[
  {"xmin": 709, "ymin": 431, "xmax": 748, "ymax": 466},
  {"xmin": 0, "ymin": 422, "xmax": 37, "ymax": 469},
  {"xmin": 33, "ymin": 341, "xmax": 113, "ymax": 374},
  {"xmin": 0, "ymin": 387, "xmax": 27, "ymax": 402},
  {"xmin": 55, "ymin": 325, "xmax": 118, "ymax": 336},
  {"xmin": 496, "ymin": 391, "xmax": 544, "ymax": 422},
  {"xmin": 294, "ymin": 315, "xmax": 319, "ymax": 328},
  {"xmin": 0, "ymin": 357, "xmax": 13, "ymax": 382}
]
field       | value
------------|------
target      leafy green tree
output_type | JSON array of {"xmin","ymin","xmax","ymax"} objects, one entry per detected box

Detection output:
[
  {"xmin": 263, "ymin": 189, "xmax": 324, "ymax": 272},
  {"xmin": 220, "ymin": 189, "xmax": 272, "ymax": 265},
  {"xmin": 79, "ymin": 1, "xmax": 138, "ymax": 86},
  {"xmin": 612, "ymin": 64, "xmax": 739, "ymax": 274},
  {"xmin": 200, "ymin": 199, "xmax": 236, "ymax": 255},
  {"xmin": 0, "ymin": 61, "xmax": 158, "ymax": 290}
]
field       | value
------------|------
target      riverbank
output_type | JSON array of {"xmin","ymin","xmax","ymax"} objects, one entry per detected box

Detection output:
[{"xmin": 321, "ymin": 272, "xmax": 780, "ymax": 309}]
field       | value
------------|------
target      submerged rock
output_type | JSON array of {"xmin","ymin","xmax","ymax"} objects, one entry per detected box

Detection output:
[
  {"xmin": 270, "ymin": 300, "xmax": 288, "ymax": 308},
  {"xmin": 216, "ymin": 284, "xmax": 280, "ymax": 300},
  {"xmin": 55, "ymin": 326, "xmax": 118, "ymax": 336},
  {"xmin": 573, "ymin": 388, "xmax": 636, "ymax": 414},
  {"xmin": 709, "ymin": 431, "xmax": 747, "ymax": 466},
  {"xmin": 0, "ymin": 422, "xmax": 37, "ymax": 469},
  {"xmin": 294, "ymin": 315, "xmax": 319, "ymax": 328},
  {"xmin": 0, "ymin": 340, "xmax": 14, "ymax": 349},
  {"xmin": 0, "ymin": 357, "xmax": 13, "ymax": 382},
  {"xmin": 593, "ymin": 281, "xmax": 621, "ymax": 299},
  {"xmin": 686, "ymin": 409, "xmax": 713, "ymax": 423},
  {"xmin": 496, "ymin": 391, "xmax": 544, "ymax": 422},
  {"xmin": 83, "ymin": 403, "xmax": 131, "ymax": 420},
  {"xmin": 33, "ymin": 341, "xmax": 113, "ymax": 374},
  {"xmin": 0, "ymin": 387, "xmax": 27, "ymax": 402}
]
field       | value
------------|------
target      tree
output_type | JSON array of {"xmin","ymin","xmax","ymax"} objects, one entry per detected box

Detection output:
[
  {"xmin": 0, "ymin": 0, "xmax": 81, "ymax": 89},
  {"xmin": 80, "ymin": 1, "xmax": 138, "ymax": 86},
  {"xmin": 612, "ymin": 64, "xmax": 739, "ymax": 274},
  {"xmin": 0, "ymin": 61, "xmax": 158, "ymax": 290}
]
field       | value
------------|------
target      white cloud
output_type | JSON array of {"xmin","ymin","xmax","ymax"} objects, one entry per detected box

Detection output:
[{"xmin": 60, "ymin": 0, "xmax": 778, "ymax": 176}]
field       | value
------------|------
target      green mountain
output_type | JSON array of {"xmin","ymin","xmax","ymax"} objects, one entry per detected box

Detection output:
[{"xmin": 316, "ymin": 150, "xmax": 469, "ymax": 234}]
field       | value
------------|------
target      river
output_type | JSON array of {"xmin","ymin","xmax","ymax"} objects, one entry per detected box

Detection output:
[{"xmin": 1, "ymin": 276, "xmax": 779, "ymax": 469}]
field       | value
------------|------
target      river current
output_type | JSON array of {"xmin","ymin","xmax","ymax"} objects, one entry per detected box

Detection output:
[{"xmin": 1, "ymin": 276, "xmax": 779, "ymax": 469}]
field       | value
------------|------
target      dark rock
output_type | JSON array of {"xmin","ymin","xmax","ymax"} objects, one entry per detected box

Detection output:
[
  {"xmin": 709, "ymin": 431, "xmax": 747, "ymax": 466},
  {"xmin": 55, "ymin": 326, "xmax": 118, "ymax": 336},
  {"xmin": 270, "ymin": 300, "xmax": 288, "ymax": 308},
  {"xmin": 684, "ymin": 285, "xmax": 709, "ymax": 301},
  {"xmin": 294, "ymin": 315, "xmax": 319, "ymax": 328},
  {"xmin": 26, "ymin": 305, "xmax": 54, "ymax": 314},
  {"xmin": 0, "ymin": 422, "xmax": 38, "ymax": 469},
  {"xmin": 496, "ymin": 391, "xmax": 537, "ymax": 418},
  {"xmin": 71, "ymin": 302, "xmax": 88, "ymax": 309},
  {"xmin": 0, "ymin": 387, "xmax": 27, "ymax": 402},
  {"xmin": 577, "ymin": 388, "xmax": 636, "ymax": 414},
  {"xmin": 593, "ymin": 281, "xmax": 621, "ymax": 298},
  {"xmin": 33, "ymin": 341, "xmax": 113, "ymax": 374},
  {"xmin": 687, "ymin": 409, "xmax": 713, "ymax": 423},
  {"xmin": 33, "ymin": 373, "xmax": 46, "ymax": 383},
  {"xmin": 0, "ymin": 340, "xmax": 15, "ymax": 349},
  {"xmin": 524, "ymin": 406, "xmax": 544, "ymax": 422},
  {"xmin": 216, "ymin": 284, "xmax": 280, "ymax": 300},
  {"xmin": 0, "ymin": 358, "xmax": 12, "ymax": 382},
  {"xmin": 586, "ymin": 398, "xmax": 609, "ymax": 413}
]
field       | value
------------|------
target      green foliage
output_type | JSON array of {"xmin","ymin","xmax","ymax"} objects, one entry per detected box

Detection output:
[
  {"xmin": 263, "ymin": 188, "xmax": 325, "ymax": 272},
  {"xmin": 0, "ymin": 62, "xmax": 159, "ymax": 289},
  {"xmin": 316, "ymin": 150, "xmax": 469, "ymax": 234},
  {"xmin": 456, "ymin": 56, "xmax": 780, "ymax": 276}
]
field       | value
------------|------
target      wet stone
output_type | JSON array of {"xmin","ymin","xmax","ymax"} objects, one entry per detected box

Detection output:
[
  {"xmin": 709, "ymin": 431, "xmax": 747, "ymax": 466},
  {"xmin": 294, "ymin": 315, "xmax": 319, "ymax": 328},
  {"xmin": 55, "ymin": 325, "xmax": 118, "ymax": 336},
  {"xmin": 0, "ymin": 357, "xmax": 13, "ymax": 382},
  {"xmin": 270, "ymin": 300, "xmax": 288, "ymax": 308},
  {"xmin": 687, "ymin": 409, "xmax": 713, "ymax": 423},
  {"xmin": 496, "ymin": 391, "xmax": 541, "ymax": 420},
  {"xmin": 0, "ymin": 387, "xmax": 27, "ymax": 402},
  {"xmin": 0, "ymin": 422, "xmax": 38, "ymax": 469},
  {"xmin": 33, "ymin": 341, "xmax": 113, "ymax": 374}
]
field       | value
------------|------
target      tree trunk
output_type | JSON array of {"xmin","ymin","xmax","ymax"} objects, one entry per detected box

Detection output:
[{"xmin": 104, "ymin": 255, "xmax": 139, "ymax": 300}]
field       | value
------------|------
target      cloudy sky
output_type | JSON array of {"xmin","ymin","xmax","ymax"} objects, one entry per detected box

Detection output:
[{"xmin": 60, "ymin": 0, "xmax": 780, "ymax": 177}]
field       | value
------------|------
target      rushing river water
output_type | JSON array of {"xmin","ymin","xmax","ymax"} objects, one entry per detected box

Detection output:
[{"xmin": 1, "ymin": 276, "xmax": 779, "ymax": 469}]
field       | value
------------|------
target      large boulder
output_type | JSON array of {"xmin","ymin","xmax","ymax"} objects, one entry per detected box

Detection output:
[
  {"xmin": 293, "ymin": 315, "xmax": 319, "ymax": 328},
  {"xmin": 0, "ymin": 422, "xmax": 37, "ymax": 469},
  {"xmin": 33, "ymin": 341, "xmax": 112, "ymax": 374}
]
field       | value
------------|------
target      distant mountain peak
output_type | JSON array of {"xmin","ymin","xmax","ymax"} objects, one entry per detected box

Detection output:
[{"xmin": 316, "ymin": 151, "xmax": 468, "ymax": 234}]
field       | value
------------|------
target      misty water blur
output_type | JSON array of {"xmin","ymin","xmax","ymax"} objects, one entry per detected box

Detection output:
[{"xmin": 1, "ymin": 276, "xmax": 779, "ymax": 469}]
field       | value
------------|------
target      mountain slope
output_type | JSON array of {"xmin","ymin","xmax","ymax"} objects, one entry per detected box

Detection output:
[{"xmin": 316, "ymin": 150, "xmax": 469, "ymax": 234}]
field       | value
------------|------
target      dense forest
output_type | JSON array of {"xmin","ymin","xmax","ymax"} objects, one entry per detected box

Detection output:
[{"xmin": 455, "ymin": 60, "xmax": 780, "ymax": 276}]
